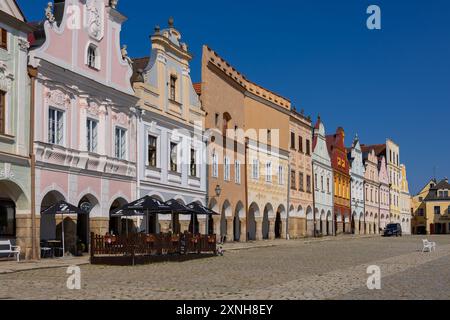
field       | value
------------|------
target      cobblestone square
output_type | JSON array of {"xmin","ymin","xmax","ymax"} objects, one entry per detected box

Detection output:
[{"xmin": 1, "ymin": 236, "xmax": 449, "ymax": 300}]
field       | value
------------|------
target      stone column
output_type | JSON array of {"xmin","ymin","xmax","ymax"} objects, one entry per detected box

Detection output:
[
  {"xmin": 213, "ymin": 215, "xmax": 221, "ymax": 241},
  {"xmin": 240, "ymin": 218, "xmax": 247, "ymax": 242},
  {"xmin": 269, "ymin": 218, "xmax": 275, "ymax": 240},
  {"xmin": 198, "ymin": 217, "xmax": 207, "ymax": 235},
  {"xmin": 90, "ymin": 217, "xmax": 109, "ymax": 236},
  {"xmin": 226, "ymin": 217, "xmax": 234, "ymax": 242},
  {"xmin": 281, "ymin": 219, "xmax": 287, "ymax": 239},
  {"xmin": 255, "ymin": 217, "xmax": 263, "ymax": 241},
  {"xmin": 16, "ymin": 213, "xmax": 33, "ymax": 260}
]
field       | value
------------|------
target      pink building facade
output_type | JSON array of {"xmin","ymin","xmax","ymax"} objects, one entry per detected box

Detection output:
[
  {"xmin": 28, "ymin": 0, "xmax": 138, "ymax": 252},
  {"xmin": 363, "ymin": 149, "xmax": 380, "ymax": 234},
  {"xmin": 378, "ymin": 156, "xmax": 390, "ymax": 230}
]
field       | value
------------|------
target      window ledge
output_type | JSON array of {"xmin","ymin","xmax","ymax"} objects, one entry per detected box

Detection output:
[
  {"xmin": 168, "ymin": 98, "xmax": 182, "ymax": 107},
  {"xmin": 0, "ymin": 133, "xmax": 15, "ymax": 144},
  {"xmin": 169, "ymin": 171, "xmax": 182, "ymax": 177},
  {"xmin": 146, "ymin": 166, "xmax": 162, "ymax": 173},
  {"xmin": 87, "ymin": 65, "xmax": 100, "ymax": 72}
]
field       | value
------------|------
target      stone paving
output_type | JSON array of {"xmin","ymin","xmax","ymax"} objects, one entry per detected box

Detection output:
[{"xmin": 0, "ymin": 235, "xmax": 449, "ymax": 300}]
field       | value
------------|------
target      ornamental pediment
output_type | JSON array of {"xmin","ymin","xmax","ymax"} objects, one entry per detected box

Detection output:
[
  {"xmin": 44, "ymin": 88, "xmax": 71, "ymax": 109},
  {"xmin": 85, "ymin": 0, "xmax": 105, "ymax": 42}
]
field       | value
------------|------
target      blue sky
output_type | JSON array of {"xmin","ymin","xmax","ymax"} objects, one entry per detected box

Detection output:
[{"xmin": 18, "ymin": 0, "xmax": 450, "ymax": 194}]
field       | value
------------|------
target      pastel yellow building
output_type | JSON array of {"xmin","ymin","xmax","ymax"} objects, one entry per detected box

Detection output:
[{"xmin": 412, "ymin": 178, "xmax": 450, "ymax": 235}]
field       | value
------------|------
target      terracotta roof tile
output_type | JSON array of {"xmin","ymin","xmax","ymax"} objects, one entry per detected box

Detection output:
[{"xmin": 193, "ymin": 83, "xmax": 202, "ymax": 96}]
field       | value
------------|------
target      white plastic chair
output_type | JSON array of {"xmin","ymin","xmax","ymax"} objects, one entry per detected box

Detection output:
[{"xmin": 422, "ymin": 239, "xmax": 436, "ymax": 252}]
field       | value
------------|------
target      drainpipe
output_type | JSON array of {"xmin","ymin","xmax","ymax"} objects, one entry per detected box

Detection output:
[
  {"xmin": 312, "ymin": 163, "xmax": 317, "ymax": 238},
  {"xmin": 286, "ymin": 162, "xmax": 290, "ymax": 240},
  {"xmin": 244, "ymin": 138, "xmax": 249, "ymax": 241},
  {"xmin": 28, "ymin": 66, "xmax": 38, "ymax": 260}
]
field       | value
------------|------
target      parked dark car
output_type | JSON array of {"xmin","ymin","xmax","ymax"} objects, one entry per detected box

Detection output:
[{"xmin": 383, "ymin": 223, "xmax": 403, "ymax": 237}]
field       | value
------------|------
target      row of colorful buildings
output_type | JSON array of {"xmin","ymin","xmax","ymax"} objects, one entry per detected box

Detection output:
[{"xmin": 1, "ymin": 0, "xmax": 412, "ymax": 260}]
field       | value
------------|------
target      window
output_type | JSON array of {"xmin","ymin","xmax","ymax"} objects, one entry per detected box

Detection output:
[
  {"xmin": 170, "ymin": 142, "xmax": 178, "ymax": 172},
  {"xmin": 189, "ymin": 148, "xmax": 197, "ymax": 177},
  {"xmin": 299, "ymin": 173, "xmax": 304, "ymax": 192},
  {"xmin": 278, "ymin": 165, "xmax": 284, "ymax": 185},
  {"xmin": 321, "ymin": 176, "xmax": 324, "ymax": 192},
  {"xmin": 48, "ymin": 108, "xmax": 64, "ymax": 145},
  {"xmin": 224, "ymin": 157, "xmax": 231, "ymax": 181},
  {"xmin": 306, "ymin": 140, "xmax": 311, "ymax": 155},
  {"xmin": 434, "ymin": 206, "xmax": 441, "ymax": 215},
  {"xmin": 215, "ymin": 113, "xmax": 219, "ymax": 127},
  {"xmin": 0, "ymin": 91, "xmax": 5, "ymax": 134},
  {"xmin": 148, "ymin": 135, "xmax": 157, "ymax": 167},
  {"xmin": 0, "ymin": 201, "xmax": 15, "ymax": 237},
  {"xmin": 212, "ymin": 153, "xmax": 218, "ymax": 178},
  {"xmin": 252, "ymin": 159, "xmax": 259, "ymax": 180},
  {"xmin": 418, "ymin": 208, "xmax": 424, "ymax": 216},
  {"xmin": 397, "ymin": 155, "xmax": 399, "ymax": 166},
  {"xmin": 170, "ymin": 75, "xmax": 177, "ymax": 101},
  {"xmin": 86, "ymin": 119, "xmax": 98, "ymax": 153},
  {"xmin": 448, "ymin": 206, "xmax": 450, "ymax": 215},
  {"xmin": 115, "ymin": 128, "xmax": 127, "ymax": 160},
  {"xmin": 390, "ymin": 151, "xmax": 392, "ymax": 163},
  {"xmin": 265, "ymin": 162, "xmax": 272, "ymax": 183},
  {"xmin": 327, "ymin": 178, "xmax": 330, "ymax": 193},
  {"xmin": 290, "ymin": 170, "xmax": 296, "ymax": 190},
  {"xmin": 190, "ymin": 149, "xmax": 197, "ymax": 177},
  {"xmin": 290, "ymin": 132, "xmax": 296, "ymax": 149},
  {"xmin": 314, "ymin": 174, "xmax": 318, "ymax": 190},
  {"xmin": 299, "ymin": 136, "xmax": 303, "ymax": 153},
  {"xmin": 0, "ymin": 28, "xmax": 7, "ymax": 50},
  {"xmin": 235, "ymin": 161, "xmax": 241, "ymax": 184},
  {"xmin": 306, "ymin": 175, "xmax": 311, "ymax": 193},
  {"xmin": 87, "ymin": 45, "xmax": 98, "ymax": 69},
  {"xmin": 222, "ymin": 113, "xmax": 232, "ymax": 136}
]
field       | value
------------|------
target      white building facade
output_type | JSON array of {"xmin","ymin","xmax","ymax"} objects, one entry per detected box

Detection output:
[
  {"xmin": 348, "ymin": 136, "xmax": 365, "ymax": 235},
  {"xmin": 312, "ymin": 117, "xmax": 334, "ymax": 236},
  {"xmin": 132, "ymin": 19, "xmax": 207, "ymax": 234}
]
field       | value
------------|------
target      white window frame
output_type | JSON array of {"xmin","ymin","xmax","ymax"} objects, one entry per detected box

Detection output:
[
  {"xmin": 224, "ymin": 156, "xmax": 231, "ymax": 181},
  {"xmin": 252, "ymin": 159, "xmax": 259, "ymax": 180},
  {"xmin": 278, "ymin": 165, "xmax": 284, "ymax": 185},
  {"xmin": 48, "ymin": 107, "xmax": 65, "ymax": 146},
  {"xmin": 212, "ymin": 153, "xmax": 218, "ymax": 178},
  {"xmin": 147, "ymin": 134, "xmax": 159, "ymax": 168},
  {"xmin": 235, "ymin": 160, "xmax": 241, "ymax": 184},
  {"xmin": 86, "ymin": 43, "xmax": 100, "ymax": 70},
  {"xmin": 189, "ymin": 148, "xmax": 198, "ymax": 177},
  {"xmin": 115, "ymin": 127, "xmax": 127, "ymax": 160},
  {"xmin": 86, "ymin": 118, "xmax": 98, "ymax": 153},
  {"xmin": 266, "ymin": 161, "xmax": 272, "ymax": 183}
]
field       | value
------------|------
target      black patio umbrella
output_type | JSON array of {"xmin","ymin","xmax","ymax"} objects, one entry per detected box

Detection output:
[
  {"xmin": 111, "ymin": 196, "xmax": 172, "ymax": 234},
  {"xmin": 187, "ymin": 202, "xmax": 220, "ymax": 216},
  {"xmin": 187, "ymin": 202, "xmax": 220, "ymax": 235},
  {"xmin": 165, "ymin": 200, "xmax": 198, "ymax": 234},
  {"xmin": 41, "ymin": 201, "xmax": 87, "ymax": 256}
]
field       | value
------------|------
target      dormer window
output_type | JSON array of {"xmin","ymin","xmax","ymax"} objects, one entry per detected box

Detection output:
[
  {"xmin": 169, "ymin": 75, "xmax": 177, "ymax": 101},
  {"xmin": 87, "ymin": 44, "xmax": 99, "ymax": 70}
]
